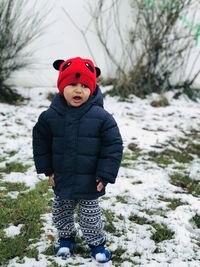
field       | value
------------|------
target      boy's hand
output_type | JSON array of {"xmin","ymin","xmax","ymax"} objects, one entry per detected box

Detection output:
[
  {"xmin": 96, "ymin": 177, "xmax": 107, "ymax": 192},
  {"xmin": 49, "ymin": 174, "xmax": 55, "ymax": 187},
  {"xmin": 96, "ymin": 181, "xmax": 104, "ymax": 192}
]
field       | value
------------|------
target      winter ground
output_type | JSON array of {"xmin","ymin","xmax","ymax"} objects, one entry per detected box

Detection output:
[{"xmin": 0, "ymin": 87, "xmax": 200, "ymax": 267}]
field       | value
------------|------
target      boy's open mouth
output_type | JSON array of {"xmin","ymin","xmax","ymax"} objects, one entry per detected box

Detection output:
[{"xmin": 73, "ymin": 96, "xmax": 82, "ymax": 100}]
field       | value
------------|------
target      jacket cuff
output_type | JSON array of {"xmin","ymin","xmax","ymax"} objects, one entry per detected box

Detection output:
[{"xmin": 44, "ymin": 171, "xmax": 53, "ymax": 177}]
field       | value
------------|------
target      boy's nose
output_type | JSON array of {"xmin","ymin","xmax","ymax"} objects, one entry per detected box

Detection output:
[{"xmin": 74, "ymin": 83, "xmax": 82, "ymax": 92}]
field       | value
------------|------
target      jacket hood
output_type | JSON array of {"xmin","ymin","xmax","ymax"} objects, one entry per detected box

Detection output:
[
  {"xmin": 90, "ymin": 85, "xmax": 104, "ymax": 107},
  {"xmin": 50, "ymin": 85, "xmax": 104, "ymax": 115}
]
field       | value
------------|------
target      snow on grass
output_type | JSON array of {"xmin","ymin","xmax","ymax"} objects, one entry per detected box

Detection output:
[
  {"xmin": 4, "ymin": 225, "xmax": 23, "ymax": 238},
  {"xmin": 0, "ymin": 86, "xmax": 200, "ymax": 266}
]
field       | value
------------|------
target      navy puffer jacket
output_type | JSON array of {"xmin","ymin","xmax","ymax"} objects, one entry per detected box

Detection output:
[{"xmin": 32, "ymin": 86, "xmax": 123, "ymax": 200}]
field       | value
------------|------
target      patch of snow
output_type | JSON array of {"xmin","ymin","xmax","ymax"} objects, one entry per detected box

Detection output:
[
  {"xmin": 4, "ymin": 225, "xmax": 23, "ymax": 238},
  {"xmin": 6, "ymin": 191, "xmax": 19, "ymax": 199}
]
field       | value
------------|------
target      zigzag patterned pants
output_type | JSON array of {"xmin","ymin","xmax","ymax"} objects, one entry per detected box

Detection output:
[{"xmin": 52, "ymin": 196, "xmax": 106, "ymax": 247}]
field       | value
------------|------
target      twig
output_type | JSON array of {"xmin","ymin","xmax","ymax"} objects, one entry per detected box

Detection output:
[{"xmin": 61, "ymin": 7, "xmax": 97, "ymax": 65}]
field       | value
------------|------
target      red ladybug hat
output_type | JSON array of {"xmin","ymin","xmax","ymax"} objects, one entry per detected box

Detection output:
[{"xmin": 53, "ymin": 57, "xmax": 101, "ymax": 95}]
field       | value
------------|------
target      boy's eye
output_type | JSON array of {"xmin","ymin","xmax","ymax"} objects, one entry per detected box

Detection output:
[{"xmin": 68, "ymin": 83, "xmax": 88, "ymax": 88}]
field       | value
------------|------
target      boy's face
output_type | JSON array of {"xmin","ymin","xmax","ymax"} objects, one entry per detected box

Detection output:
[{"xmin": 63, "ymin": 83, "xmax": 91, "ymax": 107}]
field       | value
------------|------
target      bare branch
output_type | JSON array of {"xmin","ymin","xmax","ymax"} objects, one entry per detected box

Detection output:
[{"xmin": 61, "ymin": 7, "xmax": 97, "ymax": 65}]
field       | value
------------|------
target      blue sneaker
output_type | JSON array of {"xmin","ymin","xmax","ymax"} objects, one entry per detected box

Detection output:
[
  {"xmin": 54, "ymin": 238, "xmax": 74, "ymax": 258},
  {"xmin": 91, "ymin": 245, "xmax": 111, "ymax": 264}
]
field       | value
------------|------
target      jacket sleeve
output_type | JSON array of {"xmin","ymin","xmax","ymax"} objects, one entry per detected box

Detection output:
[
  {"xmin": 32, "ymin": 111, "xmax": 53, "ymax": 175},
  {"xmin": 96, "ymin": 112, "xmax": 123, "ymax": 184}
]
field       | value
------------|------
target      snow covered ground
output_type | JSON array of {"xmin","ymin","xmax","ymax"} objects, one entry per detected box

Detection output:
[{"xmin": 0, "ymin": 86, "xmax": 200, "ymax": 267}]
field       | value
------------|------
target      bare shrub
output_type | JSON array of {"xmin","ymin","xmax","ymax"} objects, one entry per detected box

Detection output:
[
  {"xmin": 89, "ymin": 0, "xmax": 200, "ymax": 99},
  {"xmin": 0, "ymin": 0, "xmax": 48, "ymax": 104}
]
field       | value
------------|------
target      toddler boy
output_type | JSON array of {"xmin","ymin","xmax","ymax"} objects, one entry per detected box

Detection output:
[{"xmin": 32, "ymin": 57, "xmax": 123, "ymax": 264}]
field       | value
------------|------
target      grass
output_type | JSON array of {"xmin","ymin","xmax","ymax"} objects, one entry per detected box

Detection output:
[
  {"xmin": 148, "ymin": 149, "xmax": 192, "ymax": 166},
  {"xmin": 170, "ymin": 173, "xmax": 200, "ymax": 196},
  {"xmin": 169, "ymin": 137, "xmax": 200, "ymax": 158},
  {"xmin": 6, "ymin": 150, "xmax": 18, "ymax": 157},
  {"xmin": 173, "ymin": 165, "xmax": 187, "ymax": 170},
  {"xmin": 121, "ymin": 150, "xmax": 141, "ymax": 168},
  {"xmin": 192, "ymin": 214, "xmax": 200, "ymax": 228},
  {"xmin": 111, "ymin": 244, "xmax": 138, "ymax": 265},
  {"xmin": 0, "ymin": 156, "xmax": 6, "ymax": 163},
  {"xmin": 0, "ymin": 151, "xmax": 17, "ymax": 164},
  {"xmin": 147, "ymin": 130, "xmax": 200, "ymax": 168},
  {"xmin": 158, "ymin": 196, "xmax": 187, "ymax": 210},
  {"xmin": 111, "ymin": 246, "xmax": 126, "ymax": 264},
  {"xmin": 178, "ymin": 136, "xmax": 200, "ymax": 157},
  {"xmin": 167, "ymin": 198, "xmax": 186, "ymax": 210},
  {"xmin": 0, "ymin": 161, "xmax": 30, "ymax": 174},
  {"xmin": 128, "ymin": 214, "xmax": 174, "ymax": 243},
  {"xmin": 123, "ymin": 132, "xmax": 200, "ymax": 169},
  {"xmin": 0, "ymin": 179, "xmax": 53, "ymax": 266},
  {"xmin": 142, "ymin": 208, "xmax": 166, "ymax": 217},
  {"xmin": 148, "ymin": 150, "xmax": 173, "ymax": 166},
  {"xmin": 184, "ymin": 129, "xmax": 200, "ymax": 140},
  {"xmin": 185, "ymin": 142, "xmax": 200, "ymax": 157},
  {"xmin": 0, "ymin": 182, "xmax": 28, "ymax": 193},
  {"xmin": 128, "ymin": 214, "xmax": 149, "ymax": 225},
  {"xmin": 73, "ymin": 236, "xmax": 90, "ymax": 258},
  {"xmin": 150, "ymin": 223, "xmax": 174, "ymax": 243},
  {"xmin": 116, "ymin": 195, "xmax": 128, "ymax": 204},
  {"xmin": 102, "ymin": 209, "xmax": 116, "ymax": 233},
  {"xmin": 43, "ymin": 243, "xmax": 55, "ymax": 256},
  {"xmin": 46, "ymin": 260, "xmax": 65, "ymax": 267},
  {"xmin": 171, "ymin": 150, "xmax": 193, "ymax": 163}
]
